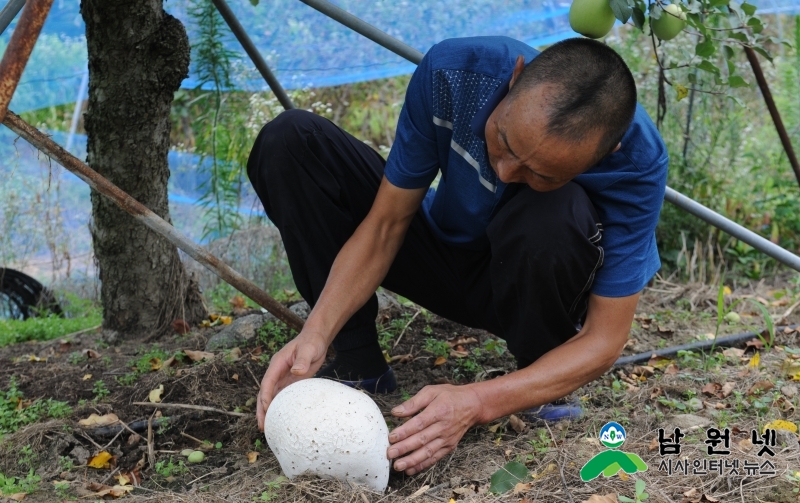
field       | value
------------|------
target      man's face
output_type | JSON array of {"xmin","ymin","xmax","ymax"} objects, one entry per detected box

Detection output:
[{"xmin": 484, "ymin": 83, "xmax": 604, "ymax": 192}]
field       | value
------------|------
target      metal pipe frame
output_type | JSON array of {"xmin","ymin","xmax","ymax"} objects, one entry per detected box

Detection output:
[
  {"xmin": 0, "ymin": 0, "xmax": 25, "ymax": 36},
  {"xmin": 0, "ymin": 0, "xmax": 53, "ymax": 122},
  {"xmin": 298, "ymin": 0, "xmax": 800, "ymax": 274},
  {"xmin": 298, "ymin": 0, "xmax": 424, "ymax": 65},
  {"xmin": 744, "ymin": 46, "xmax": 800, "ymax": 187},
  {"xmin": 211, "ymin": 0, "xmax": 294, "ymax": 110},
  {"xmin": 1, "ymin": 110, "xmax": 306, "ymax": 332}
]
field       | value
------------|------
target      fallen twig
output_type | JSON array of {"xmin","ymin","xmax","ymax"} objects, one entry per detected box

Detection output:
[
  {"xmin": 133, "ymin": 401, "xmax": 247, "ymax": 417},
  {"xmin": 147, "ymin": 413, "xmax": 155, "ymax": 469},
  {"xmin": 393, "ymin": 309, "xmax": 422, "ymax": 349}
]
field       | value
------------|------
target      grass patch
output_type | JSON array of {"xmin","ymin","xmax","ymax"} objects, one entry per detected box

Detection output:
[
  {"xmin": 0, "ymin": 294, "xmax": 101, "ymax": 348},
  {"xmin": 0, "ymin": 378, "xmax": 72, "ymax": 437}
]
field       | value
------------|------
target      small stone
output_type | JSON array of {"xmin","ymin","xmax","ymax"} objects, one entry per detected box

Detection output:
[
  {"xmin": 781, "ymin": 384, "xmax": 798, "ymax": 399},
  {"xmin": 376, "ymin": 291, "xmax": 400, "ymax": 314},
  {"xmin": 69, "ymin": 445, "xmax": 90, "ymax": 466},
  {"xmin": 686, "ymin": 398, "xmax": 704, "ymax": 411},
  {"xmin": 289, "ymin": 302, "xmax": 311, "ymax": 320},
  {"xmin": 205, "ymin": 313, "xmax": 276, "ymax": 351},
  {"xmin": 670, "ymin": 414, "xmax": 712, "ymax": 431},
  {"xmin": 776, "ymin": 430, "xmax": 799, "ymax": 451}
]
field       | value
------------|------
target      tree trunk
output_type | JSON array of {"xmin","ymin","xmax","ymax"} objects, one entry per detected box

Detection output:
[{"xmin": 81, "ymin": 0, "xmax": 207, "ymax": 337}]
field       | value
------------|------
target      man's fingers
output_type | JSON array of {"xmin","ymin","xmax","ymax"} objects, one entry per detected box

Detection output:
[
  {"xmin": 404, "ymin": 446, "xmax": 452, "ymax": 476},
  {"xmin": 391, "ymin": 385, "xmax": 439, "ymax": 418},
  {"xmin": 392, "ymin": 437, "xmax": 447, "ymax": 472},
  {"xmin": 290, "ymin": 341, "xmax": 319, "ymax": 376},
  {"xmin": 387, "ymin": 417, "xmax": 445, "ymax": 460}
]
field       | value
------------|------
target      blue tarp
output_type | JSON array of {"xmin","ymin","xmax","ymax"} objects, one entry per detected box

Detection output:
[{"xmin": 3, "ymin": 0, "xmax": 799, "ymax": 113}]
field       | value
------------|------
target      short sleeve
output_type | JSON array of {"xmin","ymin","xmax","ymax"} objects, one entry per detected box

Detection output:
[
  {"xmin": 383, "ymin": 48, "xmax": 440, "ymax": 190},
  {"xmin": 575, "ymin": 105, "xmax": 669, "ymax": 297}
]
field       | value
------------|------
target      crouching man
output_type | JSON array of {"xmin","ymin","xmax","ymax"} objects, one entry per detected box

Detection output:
[{"xmin": 247, "ymin": 36, "xmax": 668, "ymax": 475}]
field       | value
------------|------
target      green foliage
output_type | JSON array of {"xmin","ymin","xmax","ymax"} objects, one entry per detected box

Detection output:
[
  {"xmin": 378, "ymin": 312, "xmax": 414, "ymax": 351},
  {"xmin": 423, "ymin": 338, "xmax": 450, "ymax": 359},
  {"xmin": 0, "ymin": 469, "xmax": 40, "ymax": 495},
  {"xmin": 188, "ymin": 0, "xmax": 245, "ymax": 240},
  {"xmin": 619, "ymin": 478, "xmax": 650, "ymax": 503},
  {"xmin": 154, "ymin": 457, "xmax": 188, "ymax": 478},
  {"xmin": 489, "ymin": 461, "xmax": 528, "ymax": 494},
  {"xmin": 53, "ymin": 480, "xmax": 71, "ymax": 499},
  {"xmin": 0, "ymin": 378, "xmax": 72, "ymax": 437},
  {"xmin": 91, "ymin": 380, "xmax": 109, "ymax": 401},
  {"xmin": 0, "ymin": 294, "xmax": 101, "ymax": 348},
  {"xmin": 608, "ymin": 18, "xmax": 800, "ymax": 281},
  {"xmin": 613, "ymin": 0, "xmax": 788, "ymax": 96},
  {"xmin": 255, "ymin": 476, "xmax": 286, "ymax": 501},
  {"xmin": 257, "ymin": 320, "xmax": 291, "ymax": 354}
]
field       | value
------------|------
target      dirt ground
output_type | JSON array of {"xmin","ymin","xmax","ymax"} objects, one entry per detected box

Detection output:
[{"xmin": 1, "ymin": 274, "xmax": 799, "ymax": 503}]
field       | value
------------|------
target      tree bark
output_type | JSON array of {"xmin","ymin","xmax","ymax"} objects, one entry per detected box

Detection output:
[{"xmin": 81, "ymin": 0, "xmax": 206, "ymax": 337}]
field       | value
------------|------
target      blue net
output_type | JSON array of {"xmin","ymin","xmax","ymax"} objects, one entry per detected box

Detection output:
[{"xmin": 3, "ymin": 0, "xmax": 799, "ymax": 112}]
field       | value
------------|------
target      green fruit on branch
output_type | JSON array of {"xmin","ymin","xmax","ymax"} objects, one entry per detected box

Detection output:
[
  {"xmin": 651, "ymin": 4, "xmax": 687, "ymax": 41},
  {"xmin": 569, "ymin": 0, "xmax": 616, "ymax": 39}
]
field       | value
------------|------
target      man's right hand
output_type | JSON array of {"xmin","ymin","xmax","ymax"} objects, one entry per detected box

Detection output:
[{"xmin": 256, "ymin": 331, "xmax": 329, "ymax": 431}]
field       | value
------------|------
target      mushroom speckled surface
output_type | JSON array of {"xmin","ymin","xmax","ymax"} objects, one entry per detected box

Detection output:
[{"xmin": 264, "ymin": 378, "xmax": 391, "ymax": 491}]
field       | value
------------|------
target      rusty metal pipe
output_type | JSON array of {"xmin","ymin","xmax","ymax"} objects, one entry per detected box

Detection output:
[
  {"xmin": 0, "ymin": 0, "xmax": 53, "ymax": 122},
  {"xmin": 2, "ymin": 110, "xmax": 306, "ymax": 332},
  {"xmin": 744, "ymin": 46, "xmax": 800, "ymax": 188}
]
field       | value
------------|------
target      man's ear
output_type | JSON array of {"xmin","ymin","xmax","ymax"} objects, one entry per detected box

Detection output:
[
  {"xmin": 611, "ymin": 143, "xmax": 622, "ymax": 153},
  {"xmin": 508, "ymin": 55, "xmax": 526, "ymax": 90}
]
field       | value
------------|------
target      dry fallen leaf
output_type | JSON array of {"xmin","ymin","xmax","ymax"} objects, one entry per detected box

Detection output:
[
  {"xmin": 722, "ymin": 347, "xmax": 745, "ymax": 358},
  {"xmin": 232, "ymin": 373, "xmax": 239, "ymax": 381},
  {"xmin": 487, "ymin": 423, "xmax": 502, "ymax": 433},
  {"xmin": 446, "ymin": 336, "xmax": 478, "ymax": 347},
  {"xmin": 171, "ymin": 319, "xmax": 191, "ymax": 334},
  {"xmin": 78, "ymin": 413, "xmax": 120, "ymax": 428},
  {"xmin": 508, "ymin": 414, "xmax": 527, "ymax": 433},
  {"xmin": 184, "ymin": 349, "xmax": 215, "ymax": 362},
  {"xmin": 513, "ymin": 482, "xmax": 533, "ymax": 494},
  {"xmin": 149, "ymin": 384, "xmax": 164, "ymax": 403},
  {"xmin": 115, "ymin": 473, "xmax": 131, "ymax": 486},
  {"xmin": 230, "ymin": 295, "xmax": 246, "ymax": 309},
  {"xmin": 7, "ymin": 493, "xmax": 26, "ymax": 501},
  {"xmin": 449, "ymin": 349, "xmax": 470, "ymax": 358},
  {"xmin": 228, "ymin": 347, "xmax": 243, "ymax": 361},
  {"xmin": 701, "ymin": 382, "xmax": 722, "ymax": 397},
  {"xmin": 220, "ymin": 316, "xmax": 233, "ymax": 325},
  {"xmin": 665, "ymin": 363, "xmax": 679, "ymax": 375},
  {"xmin": 86, "ymin": 481, "xmax": 133, "ymax": 498},
  {"xmin": 582, "ymin": 494, "xmax": 617, "ymax": 503},
  {"xmin": 648, "ymin": 436, "xmax": 659, "ymax": 451},
  {"xmin": 650, "ymin": 387, "xmax": 663, "ymax": 399},
  {"xmin": 149, "ymin": 357, "xmax": 162, "ymax": 371},
  {"xmin": 88, "ymin": 451, "xmax": 114, "ymax": 469},
  {"xmin": 632, "ymin": 365, "xmax": 654, "ymax": 377},
  {"xmin": 747, "ymin": 380, "xmax": 774, "ymax": 396},
  {"xmin": 745, "ymin": 338, "xmax": 764, "ymax": 351},
  {"xmin": 748, "ymin": 352, "xmax": 761, "ymax": 368},
  {"xmin": 434, "ymin": 356, "xmax": 447, "ymax": 366},
  {"xmin": 27, "ymin": 354, "xmax": 46, "ymax": 362},
  {"xmin": 82, "ymin": 349, "xmax": 101, "ymax": 359},
  {"xmin": 647, "ymin": 354, "xmax": 673, "ymax": 368},
  {"xmin": 721, "ymin": 382, "xmax": 735, "ymax": 398},
  {"xmin": 82, "ymin": 374, "xmax": 93, "ymax": 381},
  {"xmin": 763, "ymin": 419, "xmax": 798, "ymax": 433}
]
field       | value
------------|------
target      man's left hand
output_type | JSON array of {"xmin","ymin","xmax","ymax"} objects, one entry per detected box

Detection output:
[{"xmin": 387, "ymin": 384, "xmax": 483, "ymax": 475}]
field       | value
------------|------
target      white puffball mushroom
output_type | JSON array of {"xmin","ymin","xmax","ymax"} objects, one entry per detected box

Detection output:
[{"xmin": 264, "ymin": 378, "xmax": 390, "ymax": 492}]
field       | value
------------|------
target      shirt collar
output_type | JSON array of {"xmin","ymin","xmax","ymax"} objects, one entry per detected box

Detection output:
[{"xmin": 470, "ymin": 76, "xmax": 511, "ymax": 142}]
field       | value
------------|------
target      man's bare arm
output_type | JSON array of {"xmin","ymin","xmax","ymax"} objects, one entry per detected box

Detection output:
[
  {"xmin": 301, "ymin": 177, "xmax": 427, "ymax": 348},
  {"xmin": 256, "ymin": 176, "xmax": 426, "ymax": 429}
]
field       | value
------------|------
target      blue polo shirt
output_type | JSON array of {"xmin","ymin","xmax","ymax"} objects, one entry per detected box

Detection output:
[{"xmin": 384, "ymin": 36, "xmax": 668, "ymax": 298}]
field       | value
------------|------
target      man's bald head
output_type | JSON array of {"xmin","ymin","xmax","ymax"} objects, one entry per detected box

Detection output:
[{"xmin": 508, "ymin": 38, "xmax": 637, "ymax": 163}]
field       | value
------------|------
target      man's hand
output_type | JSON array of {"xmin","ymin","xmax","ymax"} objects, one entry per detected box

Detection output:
[
  {"xmin": 387, "ymin": 384, "xmax": 483, "ymax": 475},
  {"xmin": 256, "ymin": 331, "xmax": 328, "ymax": 431}
]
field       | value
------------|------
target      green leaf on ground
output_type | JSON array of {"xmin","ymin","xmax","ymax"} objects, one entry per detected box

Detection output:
[{"xmin": 489, "ymin": 461, "xmax": 528, "ymax": 494}]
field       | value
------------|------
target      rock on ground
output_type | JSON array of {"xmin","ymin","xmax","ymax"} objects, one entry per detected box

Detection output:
[{"xmin": 206, "ymin": 313, "xmax": 277, "ymax": 351}]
